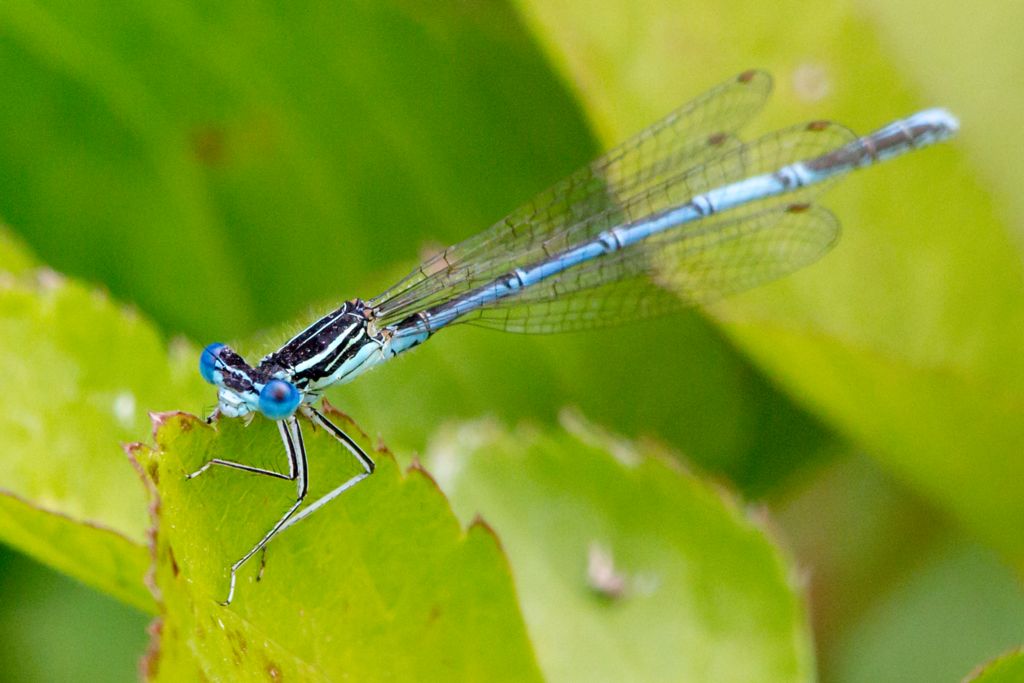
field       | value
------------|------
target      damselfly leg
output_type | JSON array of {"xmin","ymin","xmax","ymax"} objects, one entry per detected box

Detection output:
[
  {"xmin": 185, "ymin": 418, "xmax": 300, "ymax": 482},
  {"xmin": 186, "ymin": 408, "xmax": 374, "ymax": 604},
  {"xmin": 278, "ymin": 406, "xmax": 375, "ymax": 534}
]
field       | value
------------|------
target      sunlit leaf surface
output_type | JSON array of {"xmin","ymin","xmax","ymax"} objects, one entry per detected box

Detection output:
[
  {"xmin": 133, "ymin": 410, "xmax": 543, "ymax": 682},
  {"xmin": 428, "ymin": 414, "xmax": 815, "ymax": 683}
]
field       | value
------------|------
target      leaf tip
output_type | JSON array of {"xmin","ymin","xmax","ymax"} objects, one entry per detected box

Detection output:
[
  {"xmin": 122, "ymin": 440, "xmax": 146, "ymax": 457},
  {"xmin": 405, "ymin": 458, "xmax": 444, "ymax": 493},
  {"xmin": 467, "ymin": 513, "xmax": 499, "ymax": 541},
  {"xmin": 148, "ymin": 410, "xmax": 209, "ymax": 443},
  {"xmin": 464, "ymin": 515, "xmax": 516, "ymax": 572}
]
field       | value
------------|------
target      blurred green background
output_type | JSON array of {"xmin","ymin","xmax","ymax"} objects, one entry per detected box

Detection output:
[{"xmin": 0, "ymin": 0, "xmax": 1021, "ymax": 681}]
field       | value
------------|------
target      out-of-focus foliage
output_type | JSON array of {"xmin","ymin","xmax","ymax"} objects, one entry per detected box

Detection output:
[
  {"xmin": 830, "ymin": 542, "xmax": 1024, "ymax": 682},
  {"xmin": 0, "ymin": 550, "xmax": 149, "ymax": 682},
  {"xmin": 427, "ymin": 414, "xmax": 814, "ymax": 682},
  {"xmin": 0, "ymin": 493, "xmax": 150, "ymax": 612},
  {"xmin": 0, "ymin": 229, "xmax": 37, "ymax": 275},
  {"xmin": 0, "ymin": 229, "xmax": 203, "ymax": 610}
]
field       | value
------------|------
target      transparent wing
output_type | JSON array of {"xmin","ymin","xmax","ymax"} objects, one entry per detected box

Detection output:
[
  {"xmin": 369, "ymin": 70, "xmax": 774, "ymax": 324},
  {"xmin": 369, "ymin": 110, "xmax": 854, "ymax": 333},
  {"xmin": 466, "ymin": 204, "xmax": 840, "ymax": 333}
]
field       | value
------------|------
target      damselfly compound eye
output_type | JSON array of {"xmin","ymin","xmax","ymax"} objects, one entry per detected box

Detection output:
[
  {"xmin": 258, "ymin": 379, "xmax": 301, "ymax": 419},
  {"xmin": 199, "ymin": 342, "xmax": 227, "ymax": 384}
]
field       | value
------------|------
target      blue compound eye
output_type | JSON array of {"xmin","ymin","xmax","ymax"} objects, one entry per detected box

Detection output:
[
  {"xmin": 199, "ymin": 342, "xmax": 227, "ymax": 384},
  {"xmin": 258, "ymin": 379, "xmax": 301, "ymax": 420}
]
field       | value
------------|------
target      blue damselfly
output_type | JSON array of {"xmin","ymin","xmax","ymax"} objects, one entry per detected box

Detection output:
[{"xmin": 195, "ymin": 70, "xmax": 958, "ymax": 604}]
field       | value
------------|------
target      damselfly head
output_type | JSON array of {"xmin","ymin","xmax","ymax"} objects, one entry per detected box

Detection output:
[
  {"xmin": 199, "ymin": 342, "xmax": 228, "ymax": 384},
  {"xmin": 199, "ymin": 342, "xmax": 301, "ymax": 419}
]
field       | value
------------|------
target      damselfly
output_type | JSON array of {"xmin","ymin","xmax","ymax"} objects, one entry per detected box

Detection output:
[{"xmin": 196, "ymin": 70, "xmax": 958, "ymax": 604}]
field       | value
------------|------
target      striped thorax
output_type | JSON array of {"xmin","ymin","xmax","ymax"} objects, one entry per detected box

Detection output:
[{"xmin": 201, "ymin": 300, "xmax": 395, "ymax": 420}]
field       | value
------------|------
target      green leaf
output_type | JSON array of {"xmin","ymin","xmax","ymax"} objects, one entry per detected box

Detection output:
[
  {"xmin": 0, "ymin": 0, "xmax": 835, "ymax": 492},
  {"xmin": 0, "ymin": 492, "xmax": 151, "ymax": 613},
  {"xmin": 515, "ymin": 0, "xmax": 1024, "ymax": 561},
  {"xmin": 427, "ymin": 414, "xmax": 815, "ymax": 683},
  {"xmin": 0, "ymin": 548, "xmax": 151, "ymax": 682},
  {"xmin": 964, "ymin": 649, "xmax": 1024, "ymax": 683},
  {"xmin": 0, "ymin": 224, "xmax": 39, "ymax": 274},
  {"xmin": 132, "ymin": 409, "xmax": 543, "ymax": 682},
  {"xmin": 829, "ymin": 541, "xmax": 1024, "ymax": 682},
  {"xmin": 0, "ymin": 253, "xmax": 209, "ymax": 610}
]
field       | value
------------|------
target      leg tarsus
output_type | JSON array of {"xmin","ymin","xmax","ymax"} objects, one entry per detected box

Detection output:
[
  {"xmin": 186, "ymin": 458, "xmax": 295, "ymax": 481},
  {"xmin": 220, "ymin": 572, "xmax": 236, "ymax": 606}
]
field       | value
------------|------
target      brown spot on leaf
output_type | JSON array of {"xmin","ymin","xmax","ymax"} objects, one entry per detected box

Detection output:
[
  {"xmin": 191, "ymin": 125, "xmax": 227, "ymax": 166},
  {"xmin": 266, "ymin": 662, "xmax": 282, "ymax": 681},
  {"xmin": 169, "ymin": 547, "xmax": 179, "ymax": 578},
  {"xmin": 226, "ymin": 630, "xmax": 249, "ymax": 666},
  {"xmin": 707, "ymin": 131, "xmax": 728, "ymax": 147}
]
